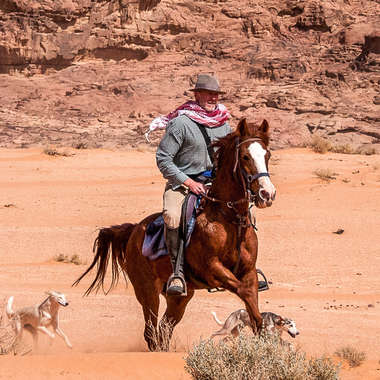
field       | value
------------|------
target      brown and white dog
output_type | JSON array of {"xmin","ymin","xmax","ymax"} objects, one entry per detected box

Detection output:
[
  {"xmin": 210, "ymin": 309, "xmax": 299, "ymax": 340},
  {"xmin": 6, "ymin": 291, "xmax": 72, "ymax": 351}
]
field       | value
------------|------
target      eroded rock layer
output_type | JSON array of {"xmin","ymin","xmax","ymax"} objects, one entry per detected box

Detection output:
[{"xmin": 0, "ymin": 0, "xmax": 379, "ymax": 149}]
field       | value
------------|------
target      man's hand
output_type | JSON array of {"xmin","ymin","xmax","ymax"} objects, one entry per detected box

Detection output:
[{"xmin": 183, "ymin": 178, "xmax": 206, "ymax": 195}]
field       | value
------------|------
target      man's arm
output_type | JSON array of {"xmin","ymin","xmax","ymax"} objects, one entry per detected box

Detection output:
[{"xmin": 156, "ymin": 120, "xmax": 189, "ymax": 187}]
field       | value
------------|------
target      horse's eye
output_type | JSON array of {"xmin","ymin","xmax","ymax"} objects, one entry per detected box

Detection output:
[{"xmin": 243, "ymin": 155, "xmax": 249, "ymax": 161}]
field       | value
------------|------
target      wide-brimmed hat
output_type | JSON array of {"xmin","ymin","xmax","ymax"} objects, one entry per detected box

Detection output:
[{"xmin": 189, "ymin": 74, "xmax": 225, "ymax": 94}]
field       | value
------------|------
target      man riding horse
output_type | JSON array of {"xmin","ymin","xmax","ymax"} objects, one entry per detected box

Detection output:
[{"xmin": 155, "ymin": 74, "xmax": 231, "ymax": 296}]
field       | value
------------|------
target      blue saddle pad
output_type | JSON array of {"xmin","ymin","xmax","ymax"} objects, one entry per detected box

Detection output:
[{"xmin": 142, "ymin": 194, "xmax": 200, "ymax": 261}]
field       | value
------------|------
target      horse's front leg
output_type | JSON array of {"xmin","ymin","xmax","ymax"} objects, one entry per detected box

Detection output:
[
  {"xmin": 161, "ymin": 287, "xmax": 195, "ymax": 351},
  {"xmin": 238, "ymin": 270, "xmax": 262, "ymax": 333},
  {"xmin": 207, "ymin": 261, "xmax": 262, "ymax": 332}
]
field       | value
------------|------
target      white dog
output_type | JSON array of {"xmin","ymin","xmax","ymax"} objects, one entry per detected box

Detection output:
[
  {"xmin": 211, "ymin": 309, "xmax": 299, "ymax": 340},
  {"xmin": 6, "ymin": 291, "xmax": 72, "ymax": 351}
]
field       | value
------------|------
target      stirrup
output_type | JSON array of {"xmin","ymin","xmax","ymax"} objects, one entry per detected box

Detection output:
[
  {"xmin": 257, "ymin": 268, "xmax": 270, "ymax": 292},
  {"xmin": 166, "ymin": 274, "xmax": 187, "ymax": 296}
]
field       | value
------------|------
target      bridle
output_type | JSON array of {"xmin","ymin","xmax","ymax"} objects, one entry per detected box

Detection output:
[
  {"xmin": 203, "ymin": 136, "xmax": 271, "ymax": 212},
  {"xmin": 202, "ymin": 136, "xmax": 271, "ymax": 276}
]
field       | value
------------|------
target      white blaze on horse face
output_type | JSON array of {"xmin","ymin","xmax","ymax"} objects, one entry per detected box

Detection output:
[{"xmin": 247, "ymin": 142, "xmax": 276, "ymax": 202}]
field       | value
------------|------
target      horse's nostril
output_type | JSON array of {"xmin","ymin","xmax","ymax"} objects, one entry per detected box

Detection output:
[{"xmin": 259, "ymin": 189, "xmax": 270, "ymax": 201}]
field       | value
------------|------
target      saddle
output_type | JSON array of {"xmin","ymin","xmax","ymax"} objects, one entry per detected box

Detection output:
[
  {"xmin": 142, "ymin": 192, "xmax": 270, "ymax": 292},
  {"xmin": 142, "ymin": 192, "xmax": 200, "ymax": 261}
]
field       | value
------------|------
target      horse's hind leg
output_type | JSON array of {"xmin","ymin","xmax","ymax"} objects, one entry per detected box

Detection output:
[
  {"xmin": 160, "ymin": 288, "xmax": 195, "ymax": 350},
  {"xmin": 133, "ymin": 283, "xmax": 161, "ymax": 351}
]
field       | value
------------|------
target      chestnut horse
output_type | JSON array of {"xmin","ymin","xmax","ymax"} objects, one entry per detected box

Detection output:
[{"xmin": 73, "ymin": 118, "xmax": 276, "ymax": 351}]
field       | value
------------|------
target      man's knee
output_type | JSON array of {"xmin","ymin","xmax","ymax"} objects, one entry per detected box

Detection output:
[{"xmin": 163, "ymin": 211, "xmax": 180, "ymax": 229}]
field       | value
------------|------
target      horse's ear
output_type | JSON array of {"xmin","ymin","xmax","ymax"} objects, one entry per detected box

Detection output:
[
  {"xmin": 237, "ymin": 118, "xmax": 248, "ymax": 136},
  {"xmin": 259, "ymin": 119, "xmax": 270, "ymax": 134}
]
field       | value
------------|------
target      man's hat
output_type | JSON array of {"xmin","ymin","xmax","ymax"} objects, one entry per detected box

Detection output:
[{"xmin": 189, "ymin": 74, "xmax": 225, "ymax": 94}]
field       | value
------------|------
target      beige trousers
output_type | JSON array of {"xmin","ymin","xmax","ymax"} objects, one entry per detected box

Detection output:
[{"xmin": 162, "ymin": 183, "xmax": 188, "ymax": 229}]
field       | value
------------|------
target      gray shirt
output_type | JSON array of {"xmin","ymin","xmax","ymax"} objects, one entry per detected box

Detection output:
[{"xmin": 156, "ymin": 115, "xmax": 232, "ymax": 188}]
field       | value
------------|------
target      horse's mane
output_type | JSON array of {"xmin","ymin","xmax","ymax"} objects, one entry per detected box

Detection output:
[
  {"xmin": 212, "ymin": 120, "xmax": 270, "ymax": 170},
  {"xmin": 212, "ymin": 130, "xmax": 238, "ymax": 170}
]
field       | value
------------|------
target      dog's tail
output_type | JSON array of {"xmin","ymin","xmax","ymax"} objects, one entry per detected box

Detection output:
[
  {"xmin": 72, "ymin": 223, "xmax": 136, "ymax": 296},
  {"xmin": 6, "ymin": 296, "xmax": 15, "ymax": 319},
  {"xmin": 211, "ymin": 311, "xmax": 224, "ymax": 326}
]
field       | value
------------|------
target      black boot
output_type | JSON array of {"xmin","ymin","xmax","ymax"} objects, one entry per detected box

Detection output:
[{"xmin": 165, "ymin": 227, "xmax": 187, "ymax": 296}]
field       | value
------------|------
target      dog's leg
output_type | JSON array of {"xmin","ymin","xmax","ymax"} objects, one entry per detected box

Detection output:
[
  {"xmin": 37, "ymin": 326, "xmax": 55, "ymax": 339},
  {"xmin": 55, "ymin": 327, "xmax": 72, "ymax": 348},
  {"xmin": 51, "ymin": 316, "xmax": 72, "ymax": 348}
]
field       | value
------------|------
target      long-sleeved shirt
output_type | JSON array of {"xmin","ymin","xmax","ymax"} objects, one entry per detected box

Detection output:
[{"xmin": 156, "ymin": 115, "xmax": 232, "ymax": 189}]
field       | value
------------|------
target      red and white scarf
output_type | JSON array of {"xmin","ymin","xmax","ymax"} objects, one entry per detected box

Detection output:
[{"xmin": 145, "ymin": 101, "xmax": 230, "ymax": 142}]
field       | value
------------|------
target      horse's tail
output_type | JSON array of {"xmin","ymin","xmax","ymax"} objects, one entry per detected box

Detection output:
[{"xmin": 72, "ymin": 223, "xmax": 136, "ymax": 296}]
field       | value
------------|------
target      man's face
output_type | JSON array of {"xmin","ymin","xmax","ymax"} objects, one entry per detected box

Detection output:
[{"xmin": 195, "ymin": 90, "xmax": 219, "ymax": 112}]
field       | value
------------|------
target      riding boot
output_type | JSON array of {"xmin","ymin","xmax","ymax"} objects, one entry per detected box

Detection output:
[{"xmin": 165, "ymin": 227, "xmax": 187, "ymax": 296}]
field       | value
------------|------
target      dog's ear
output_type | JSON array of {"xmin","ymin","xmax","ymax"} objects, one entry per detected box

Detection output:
[{"xmin": 274, "ymin": 316, "xmax": 285, "ymax": 326}]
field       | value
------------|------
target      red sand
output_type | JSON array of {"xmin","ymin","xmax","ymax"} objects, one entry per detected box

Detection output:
[{"xmin": 0, "ymin": 147, "xmax": 379, "ymax": 379}]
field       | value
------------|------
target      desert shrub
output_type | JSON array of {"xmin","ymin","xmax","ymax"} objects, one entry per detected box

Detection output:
[
  {"xmin": 310, "ymin": 136, "xmax": 332, "ymax": 154},
  {"xmin": 145, "ymin": 316, "xmax": 176, "ymax": 352},
  {"xmin": 0, "ymin": 305, "xmax": 16, "ymax": 355},
  {"xmin": 331, "ymin": 144, "xmax": 355, "ymax": 154},
  {"xmin": 54, "ymin": 254, "xmax": 81, "ymax": 264},
  {"xmin": 313, "ymin": 168, "xmax": 337, "ymax": 182},
  {"xmin": 185, "ymin": 333, "xmax": 339, "ymax": 380},
  {"xmin": 356, "ymin": 146, "xmax": 377, "ymax": 155},
  {"xmin": 335, "ymin": 346, "xmax": 366, "ymax": 368},
  {"xmin": 54, "ymin": 253, "xmax": 69, "ymax": 262},
  {"xmin": 70, "ymin": 254, "xmax": 82, "ymax": 265},
  {"xmin": 73, "ymin": 142, "xmax": 88, "ymax": 149},
  {"xmin": 43, "ymin": 147, "xmax": 72, "ymax": 157}
]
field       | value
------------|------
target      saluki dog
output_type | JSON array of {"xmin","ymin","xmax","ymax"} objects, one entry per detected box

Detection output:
[
  {"xmin": 6, "ymin": 291, "xmax": 72, "ymax": 351},
  {"xmin": 211, "ymin": 309, "xmax": 299, "ymax": 340}
]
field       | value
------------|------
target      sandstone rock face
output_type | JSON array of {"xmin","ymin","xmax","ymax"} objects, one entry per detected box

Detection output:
[{"xmin": 0, "ymin": 0, "xmax": 379, "ymax": 150}]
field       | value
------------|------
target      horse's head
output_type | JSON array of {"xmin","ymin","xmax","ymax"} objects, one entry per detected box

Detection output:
[{"xmin": 234, "ymin": 118, "xmax": 276, "ymax": 208}]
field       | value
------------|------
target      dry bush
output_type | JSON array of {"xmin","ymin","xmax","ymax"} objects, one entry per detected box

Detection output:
[
  {"xmin": 72, "ymin": 142, "xmax": 88, "ymax": 149},
  {"xmin": 43, "ymin": 147, "xmax": 72, "ymax": 157},
  {"xmin": 0, "ymin": 302, "xmax": 16, "ymax": 355},
  {"xmin": 70, "ymin": 254, "xmax": 82, "ymax": 265},
  {"xmin": 309, "ymin": 136, "xmax": 332, "ymax": 154},
  {"xmin": 54, "ymin": 254, "xmax": 82, "ymax": 264},
  {"xmin": 335, "ymin": 346, "xmax": 366, "ymax": 368},
  {"xmin": 356, "ymin": 146, "xmax": 377, "ymax": 155},
  {"xmin": 331, "ymin": 144, "xmax": 355, "ymax": 154},
  {"xmin": 309, "ymin": 137, "xmax": 377, "ymax": 156},
  {"xmin": 313, "ymin": 168, "xmax": 337, "ymax": 182},
  {"xmin": 185, "ymin": 333, "xmax": 339, "ymax": 380},
  {"xmin": 55, "ymin": 253, "xmax": 68, "ymax": 262},
  {"xmin": 145, "ymin": 316, "xmax": 177, "ymax": 352}
]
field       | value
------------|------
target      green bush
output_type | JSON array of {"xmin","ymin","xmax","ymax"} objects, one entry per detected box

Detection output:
[{"xmin": 185, "ymin": 333, "xmax": 339, "ymax": 380}]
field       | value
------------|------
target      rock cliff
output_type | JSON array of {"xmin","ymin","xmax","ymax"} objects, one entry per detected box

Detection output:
[{"xmin": 0, "ymin": 0, "xmax": 379, "ymax": 150}]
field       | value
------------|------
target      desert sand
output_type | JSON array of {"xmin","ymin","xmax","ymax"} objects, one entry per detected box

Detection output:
[{"xmin": 0, "ymin": 146, "xmax": 379, "ymax": 379}]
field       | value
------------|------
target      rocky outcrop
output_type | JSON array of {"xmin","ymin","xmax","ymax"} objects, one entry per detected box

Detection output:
[{"xmin": 0, "ymin": 0, "xmax": 379, "ymax": 150}]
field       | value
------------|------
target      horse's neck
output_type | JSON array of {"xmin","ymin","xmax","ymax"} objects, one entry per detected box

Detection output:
[{"xmin": 208, "ymin": 168, "xmax": 249, "ymax": 215}]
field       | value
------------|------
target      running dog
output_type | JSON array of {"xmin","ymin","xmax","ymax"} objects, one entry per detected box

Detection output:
[
  {"xmin": 6, "ymin": 291, "xmax": 72, "ymax": 351},
  {"xmin": 210, "ymin": 309, "xmax": 299, "ymax": 340}
]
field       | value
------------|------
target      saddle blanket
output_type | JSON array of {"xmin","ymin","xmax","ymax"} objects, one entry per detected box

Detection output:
[{"xmin": 142, "ymin": 194, "xmax": 200, "ymax": 260}]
